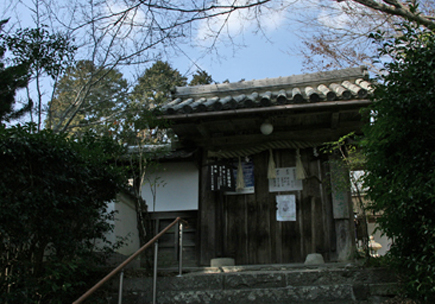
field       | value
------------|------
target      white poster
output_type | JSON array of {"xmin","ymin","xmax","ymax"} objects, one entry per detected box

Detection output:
[
  {"xmin": 269, "ymin": 167, "xmax": 303, "ymax": 192},
  {"xmin": 276, "ymin": 195, "xmax": 296, "ymax": 221}
]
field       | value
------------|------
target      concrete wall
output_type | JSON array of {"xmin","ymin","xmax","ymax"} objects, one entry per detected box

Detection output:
[{"xmin": 141, "ymin": 161, "xmax": 199, "ymax": 212}]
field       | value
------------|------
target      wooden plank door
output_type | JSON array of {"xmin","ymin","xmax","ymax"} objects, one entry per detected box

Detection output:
[{"xmin": 221, "ymin": 149, "xmax": 332, "ymax": 265}]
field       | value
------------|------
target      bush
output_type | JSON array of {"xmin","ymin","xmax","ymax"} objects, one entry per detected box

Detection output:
[
  {"xmin": 364, "ymin": 23, "xmax": 435, "ymax": 302},
  {"xmin": 0, "ymin": 124, "xmax": 127, "ymax": 303}
]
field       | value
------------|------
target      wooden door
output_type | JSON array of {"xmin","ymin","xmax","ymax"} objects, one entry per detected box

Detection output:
[{"xmin": 221, "ymin": 149, "xmax": 333, "ymax": 265}]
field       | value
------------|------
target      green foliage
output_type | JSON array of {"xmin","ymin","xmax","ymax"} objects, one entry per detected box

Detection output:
[
  {"xmin": 323, "ymin": 132, "xmax": 365, "ymax": 170},
  {"xmin": 0, "ymin": 47, "xmax": 30, "ymax": 121},
  {"xmin": 0, "ymin": 20, "xmax": 75, "ymax": 123},
  {"xmin": 189, "ymin": 70, "xmax": 213, "ymax": 86},
  {"xmin": 0, "ymin": 124, "xmax": 127, "ymax": 303},
  {"xmin": 111, "ymin": 60, "xmax": 186, "ymax": 145},
  {"xmin": 322, "ymin": 132, "xmax": 370, "ymax": 258},
  {"xmin": 48, "ymin": 60, "xmax": 128, "ymax": 136},
  {"xmin": 322, "ymin": 133, "xmax": 366, "ymax": 201},
  {"xmin": 0, "ymin": 20, "xmax": 32, "ymax": 122},
  {"xmin": 364, "ymin": 22, "xmax": 435, "ymax": 302},
  {"xmin": 3, "ymin": 24, "xmax": 76, "ymax": 79},
  {"xmin": 131, "ymin": 60, "xmax": 187, "ymax": 108}
]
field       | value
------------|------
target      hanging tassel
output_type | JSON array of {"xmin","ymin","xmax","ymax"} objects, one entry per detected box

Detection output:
[
  {"xmin": 295, "ymin": 148, "xmax": 307, "ymax": 180},
  {"xmin": 267, "ymin": 149, "xmax": 277, "ymax": 179},
  {"xmin": 236, "ymin": 157, "xmax": 245, "ymax": 190}
]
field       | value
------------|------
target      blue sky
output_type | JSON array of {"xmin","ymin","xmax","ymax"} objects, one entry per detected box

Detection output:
[
  {"xmin": 172, "ymin": 28, "xmax": 305, "ymax": 84},
  {"xmin": 163, "ymin": 1, "xmax": 307, "ymax": 84},
  {"xmin": 102, "ymin": 0, "xmax": 309, "ymax": 84},
  {"xmin": 3, "ymin": 0, "xmax": 309, "ymax": 86}
]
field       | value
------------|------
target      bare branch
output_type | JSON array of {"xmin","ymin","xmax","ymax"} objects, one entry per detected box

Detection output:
[{"xmin": 348, "ymin": 0, "xmax": 435, "ymax": 30}]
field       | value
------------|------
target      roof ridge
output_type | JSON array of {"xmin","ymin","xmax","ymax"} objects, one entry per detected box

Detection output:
[{"xmin": 173, "ymin": 66, "xmax": 368, "ymax": 98}]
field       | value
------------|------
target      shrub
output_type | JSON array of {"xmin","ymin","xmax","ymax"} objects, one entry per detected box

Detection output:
[
  {"xmin": 0, "ymin": 124, "xmax": 127, "ymax": 303},
  {"xmin": 364, "ymin": 23, "xmax": 435, "ymax": 302}
]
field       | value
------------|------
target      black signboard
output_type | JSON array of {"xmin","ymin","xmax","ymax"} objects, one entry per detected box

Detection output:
[{"xmin": 208, "ymin": 163, "xmax": 235, "ymax": 192}]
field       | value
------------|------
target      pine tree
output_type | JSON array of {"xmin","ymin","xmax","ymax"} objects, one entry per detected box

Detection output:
[
  {"xmin": 48, "ymin": 60, "xmax": 129, "ymax": 137},
  {"xmin": 131, "ymin": 61, "xmax": 187, "ymax": 109}
]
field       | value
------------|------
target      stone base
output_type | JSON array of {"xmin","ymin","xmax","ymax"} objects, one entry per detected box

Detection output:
[
  {"xmin": 210, "ymin": 257, "xmax": 235, "ymax": 267},
  {"xmin": 108, "ymin": 265, "xmax": 398, "ymax": 304},
  {"xmin": 304, "ymin": 253, "xmax": 325, "ymax": 265}
]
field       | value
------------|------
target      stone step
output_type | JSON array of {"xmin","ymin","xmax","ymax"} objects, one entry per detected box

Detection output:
[{"xmin": 107, "ymin": 264, "xmax": 397, "ymax": 304}]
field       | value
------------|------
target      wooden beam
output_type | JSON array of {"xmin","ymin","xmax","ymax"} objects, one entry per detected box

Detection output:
[
  {"xmin": 171, "ymin": 108, "xmax": 364, "ymax": 140},
  {"xmin": 196, "ymin": 124, "xmax": 210, "ymax": 138},
  {"xmin": 192, "ymin": 123, "xmax": 365, "ymax": 149},
  {"xmin": 331, "ymin": 112, "xmax": 340, "ymax": 129}
]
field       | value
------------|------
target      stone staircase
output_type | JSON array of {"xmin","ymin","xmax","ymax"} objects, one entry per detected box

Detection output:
[{"xmin": 107, "ymin": 263, "xmax": 398, "ymax": 304}]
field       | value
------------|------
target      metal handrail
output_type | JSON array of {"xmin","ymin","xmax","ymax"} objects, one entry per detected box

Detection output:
[{"xmin": 72, "ymin": 217, "xmax": 184, "ymax": 304}]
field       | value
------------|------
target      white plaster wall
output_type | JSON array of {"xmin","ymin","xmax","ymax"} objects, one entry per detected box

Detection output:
[
  {"xmin": 106, "ymin": 196, "xmax": 140, "ymax": 256},
  {"xmin": 114, "ymin": 194, "xmax": 140, "ymax": 255},
  {"xmin": 105, "ymin": 202, "xmax": 117, "ymax": 247},
  {"xmin": 141, "ymin": 161, "xmax": 199, "ymax": 212}
]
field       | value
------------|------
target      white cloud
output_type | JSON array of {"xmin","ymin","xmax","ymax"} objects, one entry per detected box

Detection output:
[
  {"xmin": 316, "ymin": 1, "xmax": 352, "ymax": 30},
  {"xmin": 104, "ymin": 1, "xmax": 149, "ymax": 31},
  {"xmin": 195, "ymin": 0, "xmax": 294, "ymax": 44}
]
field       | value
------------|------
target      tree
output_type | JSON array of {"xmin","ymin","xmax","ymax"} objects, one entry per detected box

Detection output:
[
  {"xmin": 189, "ymin": 70, "xmax": 213, "ymax": 86},
  {"xmin": 1, "ymin": 0, "xmax": 277, "ymax": 130},
  {"xmin": 0, "ymin": 19, "xmax": 75, "ymax": 128},
  {"xmin": 3, "ymin": 0, "xmax": 435, "ymax": 129},
  {"xmin": 131, "ymin": 60, "xmax": 187, "ymax": 109},
  {"xmin": 0, "ymin": 19, "xmax": 31, "ymax": 122},
  {"xmin": 296, "ymin": 0, "xmax": 435, "ymax": 72},
  {"xmin": 363, "ymin": 23, "xmax": 435, "ymax": 302},
  {"xmin": 48, "ymin": 60, "xmax": 129, "ymax": 137},
  {"xmin": 126, "ymin": 61, "xmax": 186, "ymax": 248},
  {"xmin": 126, "ymin": 60, "xmax": 187, "ymax": 144},
  {"xmin": 351, "ymin": 0, "xmax": 435, "ymax": 30},
  {"xmin": 0, "ymin": 124, "xmax": 128, "ymax": 303}
]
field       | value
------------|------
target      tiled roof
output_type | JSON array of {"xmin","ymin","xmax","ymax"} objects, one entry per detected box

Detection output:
[{"xmin": 161, "ymin": 66, "xmax": 372, "ymax": 116}]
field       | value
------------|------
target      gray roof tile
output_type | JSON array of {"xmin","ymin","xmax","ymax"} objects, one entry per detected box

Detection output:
[{"xmin": 161, "ymin": 66, "xmax": 371, "ymax": 116}]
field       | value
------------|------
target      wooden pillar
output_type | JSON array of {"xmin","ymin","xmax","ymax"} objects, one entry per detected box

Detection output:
[
  {"xmin": 319, "ymin": 159, "xmax": 334, "ymax": 261},
  {"xmin": 328, "ymin": 156, "xmax": 355, "ymax": 261},
  {"xmin": 198, "ymin": 149, "xmax": 217, "ymax": 266}
]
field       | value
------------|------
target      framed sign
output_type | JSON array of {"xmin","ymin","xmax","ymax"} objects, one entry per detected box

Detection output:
[
  {"xmin": 276, "ymin": 195, "xmax": 296, "ymax": 221},
  {"xmin": 269, "ymin": 167, "xmax": 303, "ymax": 192}
]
